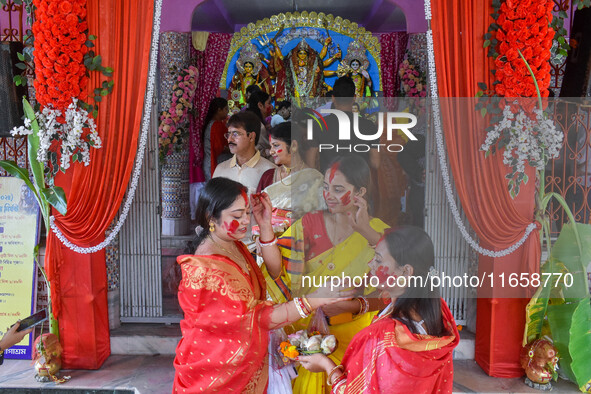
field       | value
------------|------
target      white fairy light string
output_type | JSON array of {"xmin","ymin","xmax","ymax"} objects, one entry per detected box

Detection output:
[
  {"xmin": 423, "ymin": 0, "xmax": 537, "ymax": 257},
  {"xmin": 50, "ymin": 0, "xmax": 163, "ymax": 253}
]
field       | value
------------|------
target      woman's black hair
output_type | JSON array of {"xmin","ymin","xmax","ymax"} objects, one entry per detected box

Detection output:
[
  {"xmin": 382, "ymin": 226, "xmax": 444, "ymax": 336},
  {"xmin": 325, "ymin": 155, "xmax": 371, "ymax": 192},
  {"xmin": 246, "ymin": 90, "xmax": 270, "ymax": 123},
  {"xmin": 268, "ymin": 122, "xmax": 292, "ymax": 147},
  {"xmin": 188, "ymin": 177, "xmax": 248, "ymax": 251},
  {"xmin": 202, "ymin": 97, "xmax": 228, "ymax": 136}
]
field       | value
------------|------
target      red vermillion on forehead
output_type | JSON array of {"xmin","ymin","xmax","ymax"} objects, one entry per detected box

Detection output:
[
  {"xmin": 329, "ymin": 162, "xmax": 340, "ymax": 183},
  {"xmin": 240, "ymin": 190, "xmax": 248, "ymax": 207},
  {"xmin": 340, "ymin": 191, "xmax": 351, "ymax": 205}
]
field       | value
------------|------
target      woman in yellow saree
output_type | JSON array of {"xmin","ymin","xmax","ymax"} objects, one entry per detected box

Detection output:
[{"xmin": 262, "ymin": 155, "xmax": 390, "ymax": 394}]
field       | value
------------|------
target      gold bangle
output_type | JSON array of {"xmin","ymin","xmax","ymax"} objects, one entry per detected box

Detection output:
[
  {"xmin": 327, "ymin": 364, "xmax": 344, "ymax": 386},
  {"xmin": 302, "ymin": 296, "xmax": 313, "ymax": 313}
]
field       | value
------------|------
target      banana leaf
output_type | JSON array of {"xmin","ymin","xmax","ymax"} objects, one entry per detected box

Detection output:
[
  {"xmin": 523, "ymin": 258, "xmax": 555, "ymax": 345},
  {"xmin": 542, "ymin": 223, "xmax": 591, "ymax": 391},
  {"xmin": 548, "ymin": 223, "xmax": 591, "ymax": 299},
  {"xmin": 22, "ymin": 98, "xmax": 45, "ymax": 194},
  {"xmin": 547, "ymin": 298, "xmax": 591, "ymax": 391}
]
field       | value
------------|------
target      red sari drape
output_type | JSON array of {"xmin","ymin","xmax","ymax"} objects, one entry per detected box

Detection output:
[
  {"xmin": 431, "ymin": 0, "xmax": 541, "ymax": 377},
  {"xmin": 336, "ymin": 300, "xmax": 459, "ymax": 394},
  {"xmin": 174, "ymin": 242, "xmax": 273, "ymax": 394},
  {"xmin": 45, "ymin": 0, "xmax": 154, "ymax": 369}
]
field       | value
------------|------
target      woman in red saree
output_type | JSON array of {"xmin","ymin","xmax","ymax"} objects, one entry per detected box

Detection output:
[
  {"xmin": 173, "ymin": 177, "xmax": 351, "ymax": 393},
  {"xmin": 298, "ymin": 226, "xmax": 460, "ymax": 393}
]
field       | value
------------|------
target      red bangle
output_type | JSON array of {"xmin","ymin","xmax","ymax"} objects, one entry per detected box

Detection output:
[{"xmin": 259, "ymin": 235, "xmax": 277, "ymax": 244}]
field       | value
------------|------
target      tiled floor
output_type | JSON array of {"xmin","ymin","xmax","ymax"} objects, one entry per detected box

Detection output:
[{"xmin": 0, "ymin": 356, "xmax": 582, "ymax": 393}]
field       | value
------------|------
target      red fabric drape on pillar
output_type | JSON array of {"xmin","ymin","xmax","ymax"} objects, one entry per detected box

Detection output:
[
  {"xmin": 45, "ymin": 0, "xmax": 154, "ymax": 369},
  {"xmin": 189, "ymin": 33, "xmax": 232, "ymax": 184},
  {"xmin": 431, "ymin": 1, "xmax": 541, "ymax": 377},
  {"xmin": 378, "ymin": 32, "xmax": 409, "ymax": 97}
]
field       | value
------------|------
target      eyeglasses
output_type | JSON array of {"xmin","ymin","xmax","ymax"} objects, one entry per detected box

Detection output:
[{"xmin": 224, "ymin": 131, "xmax": 246, "ymax": 139}]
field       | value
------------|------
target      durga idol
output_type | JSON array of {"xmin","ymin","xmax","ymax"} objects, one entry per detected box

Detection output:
[{"xmin": 271, "ymin": 37, "xmax": 341, "ymax": 100}]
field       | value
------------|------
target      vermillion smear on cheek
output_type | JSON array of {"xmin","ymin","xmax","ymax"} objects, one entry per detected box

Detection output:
[
  {"xmin": 276, "ymin": 149, "xmax": 283, "ymax": 153},
  {"xmin": 329, "ymin": 162, "xmax": 340, "ymax": 183},
  {"xmin": 224, "ymin": 220, "xmax": 241, "ymax": 239},
  {"xmin": 375, "ymin": 266, "xmax": 391, "ymax": 283},
  {"xmin": 323, "ymin": 190, "xmax": 328, "ymax": 201},
  {"xmin": 340, "ymin": 191, "xmax": 351, "ymax": 205}
]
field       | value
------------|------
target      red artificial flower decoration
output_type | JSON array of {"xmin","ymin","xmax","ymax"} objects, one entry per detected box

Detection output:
[
  {"xmin": 494, "ymin": 0, "xmax": 553, "ymax": 98},
  {"xmin": 32, "ymin": 0, "xmax": 89, "ymax": 112}
]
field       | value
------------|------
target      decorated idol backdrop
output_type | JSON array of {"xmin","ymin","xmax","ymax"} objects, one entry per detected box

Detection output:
[{"xmin": 220, "ymin": 12, "xmax": 381, "ymax": 108}]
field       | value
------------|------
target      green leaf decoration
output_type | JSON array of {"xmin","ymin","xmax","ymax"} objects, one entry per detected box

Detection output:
[
  {"xmin": 15, "ymin": 63, "xmax": 26, "ymax": 70},
  {"xmin": 22, "ymin": 99, "xmax": 46, "ymax": 195},
  {"xmin": 17, "ymin": 52, "xmax": 25, "ymax": 61},
  {"xmin": 483, "ymin": 39, "xmax": 491, "ymax": 48},
  {"xmin": 40, "ymin": 187, "xmax": 67, "ymax": 216},
  {"xmin": 89, "ymin": 34, "xmax": 97, "ymax": 40}
]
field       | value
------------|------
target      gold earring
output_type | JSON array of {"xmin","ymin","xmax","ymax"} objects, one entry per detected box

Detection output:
[{"xmin": 209, "ymin": 222, "xmax": 215, "ymax": 232}]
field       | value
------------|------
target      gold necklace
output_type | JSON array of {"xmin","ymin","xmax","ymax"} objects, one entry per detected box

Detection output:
[
  {"xmin": 208, "ymin": 236, "xmax": 250, "ymax": 273},
  {"xmin": 279, "ymin": 162, "xmax": 304, "ymax": 186}
]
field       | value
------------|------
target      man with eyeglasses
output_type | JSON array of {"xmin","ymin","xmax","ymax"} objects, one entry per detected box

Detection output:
[{"xmin": 213, "ymin": 111, "xmax": 276, "ymax": 194}]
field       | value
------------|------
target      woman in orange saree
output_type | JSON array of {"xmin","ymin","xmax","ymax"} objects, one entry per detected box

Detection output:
[
  {"xmin": 298, "ymin": 226, "xmax": 460, "ymax": 394},
  {"xmin": 173, "ymin": 177, "xmax": 351, "ymax": 393}
]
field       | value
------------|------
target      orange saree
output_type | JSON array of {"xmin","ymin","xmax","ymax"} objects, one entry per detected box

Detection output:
[
  {"xmin": 173, "ymin": 242, "xmax": 273, "ymax": 393},
  {"xmin": 333, "ymin": 299, "xmax": 459, "ymax": 394}
]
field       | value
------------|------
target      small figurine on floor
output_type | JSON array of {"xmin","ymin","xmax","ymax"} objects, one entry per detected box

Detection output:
[
  {"xmin": 33, "ymin": 333, "xmax": 70, "ymax": 384},
  {"xmin": 520, "ymin": 339, "xmax": 559, "ymax": 391}
]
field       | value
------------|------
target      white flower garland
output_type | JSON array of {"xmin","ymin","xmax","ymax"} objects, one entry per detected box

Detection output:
[
  {"xmin": 423, "ymin": 0, "xmax": 538, "ymax": 257},
  {"xmin": 11, "ymin": 99, "xmax": 101, "ymax": 173},
  {"xmin": 49, "ymin": 0, "xmax": 163, "ymax": 253},
  {"xmin": 481, "ymin": 105, "xmax": 563, "ymax": 197}
]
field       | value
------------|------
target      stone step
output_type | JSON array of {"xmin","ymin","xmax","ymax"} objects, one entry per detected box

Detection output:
[{"xmin": 110, "ymin": 324, "xmax": 476, "ymax": 359}]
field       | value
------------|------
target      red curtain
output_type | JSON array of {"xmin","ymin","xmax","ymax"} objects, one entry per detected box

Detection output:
[
  {"xmin": 431, "ymin": 1, "xmax": 541, "ymax": 376},
  {"xmin": 46, "ymin": 0, "xmax": 154, "ymax": 369},
  {"xmin": 189, "ymin": 33, "xmax": 232, "ymax": 184}
]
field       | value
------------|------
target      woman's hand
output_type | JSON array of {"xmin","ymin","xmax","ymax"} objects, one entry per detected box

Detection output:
[
  {"xmin": 347, "ymin": 195, "xmax": 371, "ymax": 232},
  {"xmin": 0, "ymin": 321, "xmax": 33, "ymax": 351},
  {"xmin": 298, "ymin": 353, "xmax": 335, "ymax": 373},
  {"xmin": 347, "ymin": 195, "xmax": 382, "ymax": 246},
  {"xmin": 321, "ymin": 299, "xmax": 361, "ymax": 317},
  {"xmin": 306, "ymin": 287, "xmax": 356, "ymax": 310},
  {"xmin": 250, "ymin": 192, "xmax": 273, "ymax": 229}
]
